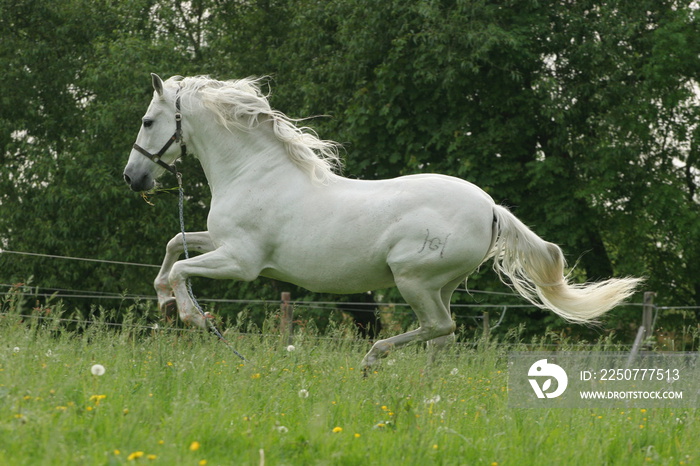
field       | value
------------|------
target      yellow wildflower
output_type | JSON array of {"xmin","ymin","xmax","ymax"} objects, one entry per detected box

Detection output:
[
  {"xmin": 90, "ymin": 394, "xmax": 107, "ymax": 405},
  {"xmin": 127, "ymin": 451, "xmax": 144, "ymax": 461}
]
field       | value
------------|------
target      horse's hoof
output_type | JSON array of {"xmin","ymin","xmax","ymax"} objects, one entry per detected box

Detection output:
[
  {"xmin": 362, "ymin": 365, "xmax": 378, "ymax": 378},
  {"xmin": 160, "ymin": 298, "xmax": 177, "ymax": 320}
]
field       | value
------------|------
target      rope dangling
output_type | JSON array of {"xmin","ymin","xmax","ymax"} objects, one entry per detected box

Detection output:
[{"xmin": 177, "ymin": 173, "xmax": 247, "ymax": 361}]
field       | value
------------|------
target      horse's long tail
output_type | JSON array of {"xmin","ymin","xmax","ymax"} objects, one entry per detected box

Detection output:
[{"xmin": 489, "ymin": 205, "xmax": 641, "ymax": 323}]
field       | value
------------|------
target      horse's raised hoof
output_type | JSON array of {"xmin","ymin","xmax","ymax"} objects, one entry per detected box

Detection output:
[{"xmin": 160, "ymin": 298, "xmax": 177, "ymax": 321}]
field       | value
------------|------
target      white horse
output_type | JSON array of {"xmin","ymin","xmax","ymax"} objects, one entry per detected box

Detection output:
[{"xmin": 123, "ymin": 74, "xmax": 640, "ymax": 368}]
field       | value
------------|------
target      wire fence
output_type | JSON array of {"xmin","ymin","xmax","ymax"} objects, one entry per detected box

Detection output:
[
  {"xmin": 0, "ymin": 309, "xmax": 652, "ymax": 350},
  {"xmin": 0, "ymin": 248, "xmax": 540, "ymax": 313},
  {"xmin": 3, "ymin": 248, "xmax": 699, "ymax": 348}
]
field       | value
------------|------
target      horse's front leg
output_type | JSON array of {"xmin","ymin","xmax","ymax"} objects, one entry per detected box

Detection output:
[
  {"xmin": 168, "ymin": 247, "xmax": 258, "ymax": 329},
  {"xmin": 154, "ymin": 231, "xmax": 215, "ymax": 319}
]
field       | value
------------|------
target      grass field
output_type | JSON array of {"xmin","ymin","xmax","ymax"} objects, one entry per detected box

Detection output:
[{"xmin": 0, "ymin": 303, "xmax": 697, "ymax": 465}]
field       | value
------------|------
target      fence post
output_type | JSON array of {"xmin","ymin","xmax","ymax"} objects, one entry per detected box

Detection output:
[
  {"xmin": 642, "ymin": 291, "xmax": 655, "ymax": 341},
  {"xmin": 280, "ymin": 292, "xmax": 293, "ymax": 346},
  {"xmin": 627, "ymin": 291, "xmax": 656, "ymax": 367},
  {"xmin": 482, "ymin": 311, "xmax": 490, "ymax": 337}
]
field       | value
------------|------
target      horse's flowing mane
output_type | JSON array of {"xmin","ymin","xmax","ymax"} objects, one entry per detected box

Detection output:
[{"xmin": 173, "ymin": 75, "xmax": 342, "ymax": 182}]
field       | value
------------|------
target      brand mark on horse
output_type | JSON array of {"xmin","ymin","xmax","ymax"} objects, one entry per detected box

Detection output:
[{"xmin": 418, "ymin": 229, "xmax": 451, "ymax": 258}]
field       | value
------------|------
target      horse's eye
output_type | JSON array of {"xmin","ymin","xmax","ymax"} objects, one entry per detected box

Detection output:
[{"xmin": 143, "ymin": 119, "xmax": 154, "ymax": 128}]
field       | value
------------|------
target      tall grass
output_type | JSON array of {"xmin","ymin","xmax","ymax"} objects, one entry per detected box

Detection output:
[{"xmin": 0, "ymin": 299, "xmax": 697, "ymax": 465}]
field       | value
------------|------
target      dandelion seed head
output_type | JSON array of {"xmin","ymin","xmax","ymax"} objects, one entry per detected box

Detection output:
[
  {"xmin": 298, "ymin": 389, "xmax": 309, "ymax": 398},
  {"xmin": 286, "ymin": 345, "xmax": 296, "ymax": 352},
  {"xmin": 91, "ymin": 364, "xmax": 106, "ymax": 376}
]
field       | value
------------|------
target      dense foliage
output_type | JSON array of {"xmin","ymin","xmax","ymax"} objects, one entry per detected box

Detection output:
[{"xmin": 1, "ymin": 0, "xmax": 699, "ymax": 338}]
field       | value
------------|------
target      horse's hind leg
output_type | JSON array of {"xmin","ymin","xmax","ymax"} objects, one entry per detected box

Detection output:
[
  {"xmin": 427, "ymin": 275, "xmax": 467, "ymax": 363},
  {"xmin": 361, "ymin": 279, "xmax": 456, "ymax": 370},
  {"xmin": 154, "ymin": 232, "xmax": 215, "ymax": 320}
]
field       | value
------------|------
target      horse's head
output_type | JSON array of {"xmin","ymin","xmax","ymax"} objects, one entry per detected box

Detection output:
[{"xmin": 123, "ymin": 73, "xmax": 184, "ymax": 192}]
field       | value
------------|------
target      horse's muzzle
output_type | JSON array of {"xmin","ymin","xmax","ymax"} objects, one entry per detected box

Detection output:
[{"xmin": 123, "ymin": 169, "xmax": 155, "ymax": 192}]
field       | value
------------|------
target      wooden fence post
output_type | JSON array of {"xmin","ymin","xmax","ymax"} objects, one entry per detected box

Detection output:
[
  {"xmin": 482, "ymin": 311, "xmax": 490, "ymax": 337},
  {"xmin": 642, "ymin": 291, "xmax": 655, "ymax": 341},
  {"xmin": 628, "ymin": 291, "xmax": 656, "ymax": 367},
  {"xmin": 280, "ymin": 292, "xmax": 293, "ymax": 345}
]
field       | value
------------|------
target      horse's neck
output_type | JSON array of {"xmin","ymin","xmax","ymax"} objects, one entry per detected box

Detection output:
[{"xmin": 188, "ymin": 120, "xmax": 307, "ymax": 196}]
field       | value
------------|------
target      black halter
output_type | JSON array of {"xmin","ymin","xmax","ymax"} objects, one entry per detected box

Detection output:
[{"xmin": 132, "ymin": 94, "xmax": 186, "ymax": 176}]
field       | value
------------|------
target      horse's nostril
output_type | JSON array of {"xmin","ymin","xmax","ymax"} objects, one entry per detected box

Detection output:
[{"xmin": 123, "ymin": 173, "xmax": 132, "ymax": 185}]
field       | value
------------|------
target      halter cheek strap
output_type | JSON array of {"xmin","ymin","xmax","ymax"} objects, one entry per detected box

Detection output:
[{"xmin": 132, "ymin": 95, "xmax": 187, "ymax": 176}]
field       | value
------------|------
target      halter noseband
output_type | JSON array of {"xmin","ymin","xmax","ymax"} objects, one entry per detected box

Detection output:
[{"xmin": 132, "ymin": 93, "xmax": 186, "ymax": 176}]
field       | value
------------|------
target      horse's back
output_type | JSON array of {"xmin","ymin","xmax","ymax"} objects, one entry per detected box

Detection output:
[
  {"xmin": 351, "ymin": 174, "xmax": 496, "ymax": 279},
  {"xmin": 232, "ymin": 172, "xmax": 497, "ymax": 293},
  {"xmin": 291, "ymin": 173, "xmax": 496, "ymax": 290}
]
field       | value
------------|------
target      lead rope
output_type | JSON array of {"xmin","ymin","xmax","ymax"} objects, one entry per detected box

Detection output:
[{"xmin": 176, "ymin": 173, "xmax": 247, "ymax": 361}]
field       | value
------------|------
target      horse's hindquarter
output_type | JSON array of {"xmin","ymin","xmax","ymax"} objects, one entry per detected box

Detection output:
[{"xmin": 208, "ymin": 174, "xmax": 496, "ymax": 294}]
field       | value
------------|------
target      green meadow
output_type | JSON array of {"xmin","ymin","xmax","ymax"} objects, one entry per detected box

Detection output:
[{"xmin": 0, "ymin": 302, "xmax": 697, "ymax": 465}]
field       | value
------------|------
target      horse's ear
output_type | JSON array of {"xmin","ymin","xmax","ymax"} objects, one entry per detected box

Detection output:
[{"xmin": 151, "ymin": 73, "xmax": 164, "ymax": 97}]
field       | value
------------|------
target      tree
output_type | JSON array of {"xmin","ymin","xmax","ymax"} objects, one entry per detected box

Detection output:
[
  {"xmin": 245, "ymin": 0, "xmax": 700, "ymax": 334},
  {"xmin": 2, "ymin": 0, "xmax": 698, "ymax": 339}
]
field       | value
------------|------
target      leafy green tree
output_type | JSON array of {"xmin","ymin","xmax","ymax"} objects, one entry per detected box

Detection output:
[
  {"xmin": 238, "ymin": 0, "xmax": 700, "ymax": 335},
  {"xmin": 2, "ymin": 0, "xmax": 698, "ymax": 339}
]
